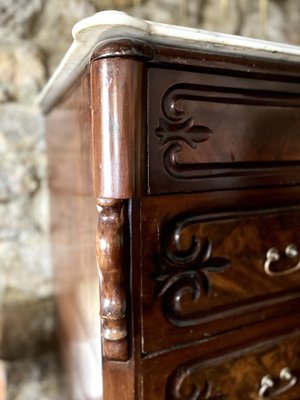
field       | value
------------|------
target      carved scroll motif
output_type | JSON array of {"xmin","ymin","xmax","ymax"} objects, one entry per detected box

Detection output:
[
  {"xmin": 155, "ymin": 84, "xmax": 213, "ymax": 179},
  {"xmin": 155, "ymin": 83, "xmax": 300, "ymax": 180},
  {"xmin": 96, "ymin": 198, "xmax": 128, "ymax": 361},
  {"xmin": 167, "ymin": 368, "xmax": 227, "ymax": 400},
  {"xmin": 155, "ymin": 211, "xmax": 231, "ymax": 327}
]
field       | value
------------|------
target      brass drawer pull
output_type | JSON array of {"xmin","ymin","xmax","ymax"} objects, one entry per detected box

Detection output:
[
  {"xmin": 259, "ymin": 367, "xmax": 297, "ymax": 398},
  {"xmin": 264, "ymin": 244, "xmax": 300, "ymax": 276}
]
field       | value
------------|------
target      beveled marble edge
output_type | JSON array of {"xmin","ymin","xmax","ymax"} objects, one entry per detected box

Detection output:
[{"xmin": 37, "ymin": 10, "xmax": 300, "ymax": 112}]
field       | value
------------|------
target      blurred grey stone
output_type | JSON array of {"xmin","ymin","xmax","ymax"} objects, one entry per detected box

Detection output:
[
  {"xmin": 0, "ymin": 0, "xmax": 44, "ymax": 39},
  {"xmin": 0, "ymin": 101, "xmax": 52, "ymax": 361},
  {"xmin": 6, "ymin": 352, "xmax": 68, "ymax": 400},
  {"xmin": 91, "ymin": 0, "xmax": 135, "ymax": 8},
  {"xmin": 240, "ymin": 0, "xmax": 282, "ymax": 41},
  {"xmin": 0, "ymin": 104, "xmax": 44, "ymax": 201},
  {"xmin": 0, "ymin": 41, "xmax": 46, "ymax": 103},
  {"xmin": 0, "ymin": 233, "xmax": 52, "ymax": 298},
  {"xmin": 0, "ymin": 295, "xmax": 55, "ymax": 360},
  {"xmin": 33, "ymin": 0, "xmax": 96, "ymax": 73},
  {"xmin": 196, "ymin": 0, "xmax": 241, "ymax": 34},
  {"xmin": 283, "ymin": 0, "xmax": 300, "ymax": 45},
  {"xmin": 0, "ymin": 104, "xmax": 43, "ymax": 151}
]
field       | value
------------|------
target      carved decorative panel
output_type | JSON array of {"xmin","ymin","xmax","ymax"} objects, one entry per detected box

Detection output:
[
  {"xmin": 147, "ymin": 68, "xmax": 300, "ymax": 194},
  {"xmin": 165, "ymin": 335, "xmax": 300, "ymax": 400},
  {"xmin": 155, "ymin": 211, "xmax": 231, "ymax": 327},
  {"xmin": 141, "ymin": 192, "xmax": 300, "ymax": 353},
  {"xmin": 153, "ymin": 206, "xmax": 300, "ymax": 331}
]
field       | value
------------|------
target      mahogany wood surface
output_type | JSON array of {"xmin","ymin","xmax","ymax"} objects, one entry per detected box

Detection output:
[
  {"xmin": 90, "ymin": 56, "xmax": 147, "ymax": 199},
  {"xmin": 45, "ymin": 36, "xmax": 300, "ymax": 400},
  {"xmin": 141, "ymin": 191, "xmax": 300, "ymax": 353},
  {"xmin": 142, "ymin": 312, "xmax": 300, "ymax": 399},
  {"xmin": 46, "ymin": 74, "xmax": 103, "ymax": 399},
  {"xmin": 148, "ymin": 67, "xmax": 300, "ymax": 194},
  {"xmin": 96, "ymin": 198, "xmax": 128, "ymax": 361}
]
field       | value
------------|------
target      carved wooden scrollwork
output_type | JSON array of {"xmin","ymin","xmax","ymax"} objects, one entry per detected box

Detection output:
[
  {"xmin": 155, "ymin": 84, "xmax": 214, "ymax": 179},
  {"xmin": 167, "ymin": 369, "xmax": 227, "ymax": 400},
  {"xmin": 155, "ymin": 83, "xmax": 300, "ymax": 180},
  {"xmin": 167, "ymin": 344, "xmax": 230, "ymax": 400},
  {"xmin": 155, "ymin": 211, "xmax": 231, "ymax": 327},
  {"xmin": 96, "ymin": 198, "xmax": 128, "ymax": 361}
]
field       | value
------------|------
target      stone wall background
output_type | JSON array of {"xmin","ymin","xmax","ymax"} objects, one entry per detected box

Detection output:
[{"xmin": 0, "ymin": 0, "xmax": 299, "ymax": 398}]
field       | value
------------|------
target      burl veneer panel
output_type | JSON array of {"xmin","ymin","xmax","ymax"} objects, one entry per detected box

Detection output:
[{"xmin": 141, "ymin": 188, "xmax": 300, "ymax": 353}]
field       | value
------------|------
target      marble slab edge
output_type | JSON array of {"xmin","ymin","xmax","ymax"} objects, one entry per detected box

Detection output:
[{"xmin": 36, "ymin": 10, "xmax": 300, "ymax": 113}]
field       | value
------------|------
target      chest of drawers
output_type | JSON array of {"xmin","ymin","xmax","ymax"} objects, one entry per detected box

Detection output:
[{"xmin": 40, "ymin": 11, "xmax": 300, "ymax": 400}]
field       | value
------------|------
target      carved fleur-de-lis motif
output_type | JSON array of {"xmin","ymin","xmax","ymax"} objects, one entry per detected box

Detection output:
[
  {"xmin": 154, "ymin": 93, "xmax": 213, "ymax": 179},
  {"xmin": 155, "ymin": 231, "xmax": 230, "ymax": 327},
  {"xmin": 156, "ymin": 238, "xmax": 229, "ymax": 298},
  {"xmin": 155, "ymin": 117, "xmax": 213, "ymax": 149}
]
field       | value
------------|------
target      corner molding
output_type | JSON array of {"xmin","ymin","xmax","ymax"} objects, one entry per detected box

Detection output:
[
  {"xmin": 90, "ymin": 46, "xmax": 147, "ymax": 361},
  {"xmin": 90, "ymin": 54, "xmax": 146, "ymax": 199},
  {"xmin": 91, "ymin": 37, "xmax": 154, "ymax": 62}
]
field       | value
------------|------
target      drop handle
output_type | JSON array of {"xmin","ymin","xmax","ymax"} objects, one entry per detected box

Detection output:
[
  {"xmin": 264, "ymin": 244, "xmax": 300, "ymax": 276},
  {"xmin": 259, "ymin": 367, "xmax": 297, "ymax": 398}
]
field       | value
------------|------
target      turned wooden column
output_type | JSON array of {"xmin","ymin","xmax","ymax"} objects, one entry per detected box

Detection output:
[
  {"xmin": 89, "ymin": 40, "xmax": 151, "ymax": 380},
  {"xmin": 95, "ymin": 198, "xmax": 127, "ymax": 361}
]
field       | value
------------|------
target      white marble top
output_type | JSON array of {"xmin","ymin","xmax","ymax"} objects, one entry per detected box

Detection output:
[{"xmin": 37, "ymin": 10, "xmax": 300, "ymax": 112}]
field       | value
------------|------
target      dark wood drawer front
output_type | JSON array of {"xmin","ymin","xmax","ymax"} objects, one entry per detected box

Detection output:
[
  {"xmin": 147, "ymin": 68, "xmax": 300, "ymax": 194},
  {"xmin": 141, "ymin": 190, "xmax": 300, "ymax": 353},
  {"xmin": 142, "ymin": 323, "xmax": 300, "ymax": 400}
]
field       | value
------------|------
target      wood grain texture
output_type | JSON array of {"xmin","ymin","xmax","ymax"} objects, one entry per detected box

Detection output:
[
  {"xmin": 142, "ymin": 312, "xmax": 300, "ymax": 399},
  {"xmin": 90, "ymin": 55, "xmax": 146, "ymax": 199},
  {"xmin": 91, "ymin": 38, "xmax": 154, "ymax": 62},
  {"xmin": 155, "ymin": 206, "xmax": 300, "ymax": 327},
  {"xmin": 148, "ymin": 43, "xmax": 300, "ymax": 80},
  {"xmin": 45, "ymin": 35, "xmax": 300, "ymax": 400},
  {"xmin": 167, "ymin": 334, "xmax": 300, "ymax": 400},
  {"xmin": 141, "ymin": 188, "xmax": 300, "ymax": 353},
  {"xmin": 148, "ymin": 68, "xmax": 300, "ymax": 194},
  {"xmin": 46, "ymin": 73, "xmax": 102, "ymax": 399},
  {"xmin": 89, "ymin": 51, "xmax": 148, "ymax": 363},
  {"xmin": 96, "ymin": 198, "xmax": 128, "ymax": 361}
]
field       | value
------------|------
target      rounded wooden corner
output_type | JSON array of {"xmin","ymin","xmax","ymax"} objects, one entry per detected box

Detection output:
[{"xmin": 90, "ymin": 37, "xmax": 154, "ymax": 63}]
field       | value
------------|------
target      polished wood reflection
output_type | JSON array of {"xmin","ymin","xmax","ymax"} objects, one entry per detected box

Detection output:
[{"xmin": 45, "ymin": 36, "xmax": 300, "ymax": 400}]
